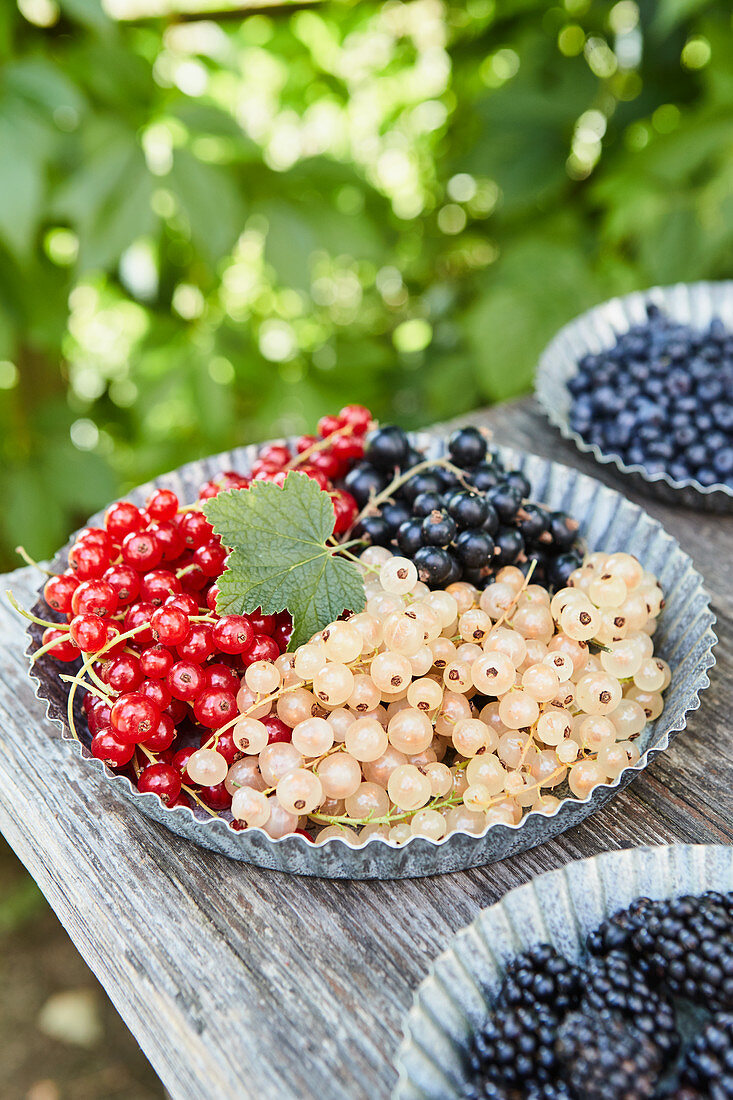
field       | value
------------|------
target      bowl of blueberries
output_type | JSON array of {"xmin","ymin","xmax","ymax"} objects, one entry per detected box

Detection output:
[{"xmin": 535, "ymin": 281, "xmax": 733, "ymax": 511}]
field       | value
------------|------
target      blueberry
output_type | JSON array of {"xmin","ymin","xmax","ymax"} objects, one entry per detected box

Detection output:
[
  {"xmin": 364, "ymin": 425, "xmax": 409, "ymax": 470},
  {"xmin": 447, "ymin": 426, "xmax": 487, "ymax": 468}
]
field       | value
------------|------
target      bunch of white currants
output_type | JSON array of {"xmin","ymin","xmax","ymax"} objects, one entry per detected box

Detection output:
[{"xmin": 185, "ymin": 546, "xmax": 669, "ymax": 846}]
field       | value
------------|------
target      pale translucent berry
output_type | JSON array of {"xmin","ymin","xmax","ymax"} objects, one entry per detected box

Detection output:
[
  {"xmin": 277, "ymin": 687, "xmax": 316, "ymax": 727},
  {"xmin": 588, "ymin": 573, "xmax": 627, "ymax": 609},
  {"xmin": 387, "ymin": 707, "xmax": 433, "ymax": 754},
  {"xmin": 362, "ymin": 745, "xmax": 408, "ymax": 786},
  {"xmin": 407, "ymin": 677, "xmax": 443, "ymax": 713},
  {"xmin": 498, "ymin": 690, "xmax": 539, "ymax": 730},
  {"xmin": 609, "ymin": 698, "xmax": 647, "ymax": 739},
  {"xmin": 633, "ymin": 657, "xmax": 666, "ymax": 692},
  {"xmin": 231, "ymin": 787, "xmax": 271, "ymax": 827},
  {"xmin": 424, "ymin": 760, "xmax": 453, "ymax": 797},
  {"xmin": 575, "ymin": 672, "xmax": 622, "ymax": 716},
  {"xmin": 344, "ymin": 716, "xmax": 388, "ymax": 762},
  {"xmin": 466, "ymin": 753, "xmax": 505, "ymax": 794},
  {"xmin": 382, "ymin": 611, "xmax": 424, "ymax": 656},
  {"xmin": 317, "ymin": 752, "xmax": 362, "ymax": 799},
  {"xmin": 244, "ymin": 660, "xmax": 281, "ymax": 696},
  {"xmin": 291, "ymin": 716, "xmax": 334, "ymax": 757},
  {"xmin": 344, "ymin": 781, "xmax": 390, "ymax": 820},
  {"xmin": 576, "ymin": 714, "xmax": 616, "ymax": 752},
  {"xmin": 445, "ymin": 806, "xmax": 485, "ymax": 835},
  {"xmin": 233, "ymin": 717, "xmax": 269, "ymax": 755},
  {"xmin": 262, "ymin": 797, "xmax": 299, "ymax": 838},
  {"xmin": 379, "ymin": 555, "xmax": 418, "ymax": 595},
  {"xmin": 471, "ymin": 652, "xmax": 515, "ymax": 695},
  {"xmin": 370, "ymin": 651, "xmax": 412, "ymax": 694},
  {"xmin": 294, "ymin": 642, "xmax": 328, "ymax": 680},
  {"xmin": 387, "ymin": 764, "xmax": 432, "ymax": 810},
  {"xmin": 521, "ymin": 662, "xmax": 559, "ymax": 702},
  {"xmin": 323, "ymin": 621, "xmax": 363, "ymax": 663},
  {"xmin": 225, "ymin": 756, "xmax": 266, "ymax": 796},
  {"xmin": 317, "ymin": 824, "xmax": 360, "ymax": 845},
  {"xmin": 348, "ymin": 673, "xmax": 381, "ymax": 714},
  {"xmin": 568, "ymin": 759, "xmax": 606, "ymax": 799},
  {"xmin": 277, "ymin": 769, "xmax": 323, "ymax": 815},
  {"xmin": 442, "ymin": 660, "xmax": 472, "ymax": 693},
  {"xmin": 313, "ymin": 662, "xmax": 354, "ymax": 706},
  {"xmin": 259, "ymin": 742, "xmax": 304, "ymax": 786},
  {"xmin": 626, "ymin": 687, "xmax": 664, "ymax": 720},
  {"xmin": 187, "ymin": 748, "xmax": 228, "ymax": 787},
  {"xmin": 410, "ymin": 809, "xmax": 447, "ymax": 840}
]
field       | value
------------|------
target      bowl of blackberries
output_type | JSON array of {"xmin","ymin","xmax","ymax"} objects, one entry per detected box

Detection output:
[
  {"xmin": 395, "ymin": 843, "xmax": 733, "ymax": 1100},
  {"xmin": 535, "ymin": 281, "xmax": 733, "ymax": 510}
]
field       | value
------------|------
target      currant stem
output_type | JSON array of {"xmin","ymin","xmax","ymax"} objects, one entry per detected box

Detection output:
[
  {"xmin": 181, "ymin": 783, "xmax": 219, "ymax": 816},
  {"xmin": 285, "ymin": 423, "xmax": 359, "ymax": 470},
  {"xmin": 493, "ymin": 558, "xmax": 537, "ymax": 631},
  {"xmin": 6, "ymin": 590, "xmax": 72, "ymax": 631},
  {"xmin": 309, "ymin": 791, "xmax": 463, "ymax": 829},
  {"xmin": 15, "ymin": 546, "xmax": 58, "ymax": 576}
]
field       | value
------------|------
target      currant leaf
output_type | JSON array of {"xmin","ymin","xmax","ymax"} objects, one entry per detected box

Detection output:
[{"xmin": 202, "ymin": 472, "xmax": 366, "ymax": 650}]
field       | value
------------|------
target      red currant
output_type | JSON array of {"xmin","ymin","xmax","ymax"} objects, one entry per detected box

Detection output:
[
  {"xmin": 251, "ymin": 459, "xmax": 281, "ymax": 479},
  {"xmin": 179, "ymin": 511, "xmax": 213, "ymax": 549},
  {"xmin": 331, "ymin": 489, "xmax": 358, "ymax": 536},
  {"xmin": 106, "ymin": 653, "xmax": 144, "ymax": 693},
  {"xmin": 139, "ymin": 644, "xmax": 174, "ymax": 679},
  {"xmin": 77, "ymin": 526, "xmax": 114, "ymax": 552},
  {"xmin": 110, "ymin": 692, "xmax": 160, "ymax": 743},
  {"xmin": 167, "ymin": 660, "xmax": 206, "ymax": 702},
  {"xmin": 258, "ymin": 443, "xmax": 291, "ymax": 468},
  {"xmin": 243, "ymin": 634, "xmax": 280, "ymax": 665},
  {"xmin": 91, "ymin": 729, "xmax": 136, "ymax": 768},
  {"xmin": 171, "ymin": 745, "xmax": 196, "ymax": 782},
  {"xmin": 204, "ymin": 663, "xmax": 240, "ymax": 694},
  {"xmin": 145, "ymin": 488, "xmax": 179, "ymax": 522},
  {"xmin": 176, "ymin": 623, "xmax": 214, "ymax": 664},
  {"xmin": 72, "ymin": 579, "xmax": 118, "ymax": 618},
  {"xmin": 339, "ymin": 403, "xmax": 372, "ymax": 431},
  {"xmin": 206, "ymin": 585, "xmax": 219, "ymax": 612},
  {"xmin": 212, "ymin": 615, "xmax": 254, "ymax": 655},
  {"xmin": 193, "ymin": 688, "xmax": 237, "ymax": 729},
  {"xmin": 179, "ymin": 563, "xmax": 207, "ymax": 593},
  {"xmin": 297, "ymin": 465, "xmax": 331, "ymax": 491},
  {"xmin": 105, "ymin": 501, "xmax": 144, "ymax": 540},
  {"xmin": 262, "ymin": 714, "xmax": 292, "ymax": 744},
  {"xmin": 122, "ymin": 530, "xmax": 163, "ymax": 571},
  {"xmin": 198, "ymin": 781, "xmax": 232, "ymax": 810},
  {"xmin": 166, "ymin": 698, "xmax": 188, "ymax": 724},
  {"xmin": 200, "ymin": 727, "xmax": 241, "ymax": 766},
  {"xmin": 247, "ymin": 609, "xmax": 277, "ymax": 636},
  {"xmin": 44, "ymin": 573, "xmax": 79, "ymax": 614},
  {"xmin": 123, "ymin": 602, "xmax": 155, "ymax": 646},
  {"xmin": 317, "ymin": 414, "xmax": 342, "ymax": 437},
  {"xmin": 41, "ymin": 628, "xmax": 77, "ymax": 661},
  {"xmin": 68, "ymin": 541, "xmax": 109, "ymax": 580},
  {"xmin": 150, "ymin": 605, "xmax": 191, "ymax": 647},
  {"xmin": 148, "ymin": 521, "xmax": 185, "ymax": 562},
  {"xmin": 70, "ymin": 614, "xmax": 108, "ymax": 653},
  {"xmin": 193, "ymin": 541, "xmax": 227, "ymax": 577},
  {"xmin": 138, "ymin": 763, "xmax": 181, "ymax": 806},
  {"xmin": 330, "ymin": 434, "xmax": 364, "ymax": 464},
  {"xmin": 102, "ymin": 564, "xmax": 140, "ymax": 606},
  {"xmin": 142, "ymin": 713, "xmax": 177, "ymax": 752},
  {"xmin": 87, "ymin": 700, "xmax": 112, "ymax": 734},
  {"xmin": 103, "ymin": 621, "xmax": 125, "ymax": 656},
  {"xmin": 308, "ymin": 450, "xmax": 341, "ymax": 480},
  {"xmin": 165, "ymin": 593, "xmax": 199, "ymax": 616},
  {"xmin": 296, "ymin": 434, "xmax": 318, "ymax": 454},
  {"xmin": 139, "ymin": 678, "xmax": 172, "ymax": 713},
  {"xmin": 140, "ymin": 569, "xmax": 181, "ymax": 606}
]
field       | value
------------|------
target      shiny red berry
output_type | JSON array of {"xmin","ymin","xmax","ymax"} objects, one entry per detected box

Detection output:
[
  {"xmin": 148, "ymin": 520, "xmax": 185, "ymax": 562},
  {"xmin": 123, "ymin": 602, "xmax": 155, "ymax": 647},
  {"xmin": 87, "ymin": 700, "xmax": 112, "ymax": 734},
  {"xmin": 139, "ymin": 678, "xmax": 172, "ymax": 712},
  {"xmin": 167, "ymin": 660, "xmax": 206, "ymax": 702},
  {"xmin": 103, "ymin": 621, "xmax": 125, "ymax": 656},
  {"xmin": 72, "ymin": 579, "xmax": 118, "ymax": 618},
  {"xmin": 142, "ymin": 713, "xmax": 177, "ymax": 753},
  {"xmin": 177, "ymin": 623, "xmax": 214, "ymax": 664},
  {"xmin": 297, "ymin": 465, "xmax": 331, "ymax": 491},
  {"xmin": 70, "ymin": 614, "xmax": 108, "ymax": 653},
  {"xmin": 193, "ymin": 541, "xmax": 227, "ymax": 578},
  {"xmin": 247, "ymin": 609, "xmax": 277, "ymax": 636},
  {"xmin": 296, "ymin": 434, "xmax": 318, "ymax": 454},
  {"xmin": 44, "ymin": 573, "xmax": 79, "ymax": 614},
  {"xmin": 105, "ymin": 501, "xmax": 144, "ymax": 540},
  {"xmin": 41, "ymin": 627, "xmax": 77, "ymax": 661},
  {"xmin": 212, "ymin": 615, "xmax": 254, "ymax": 655},
  {"xmin": 204, "ymin": 663, "xmax": 240, "ymax": 694},
  {"xmin": 122, "ymin": 530, "xmax": 162, "ymax": 571},
  {"xmin": 138, "ymin": 763, "xmax": 181, "ymax": 805},
  {"xmin": 107, "ymin": 653, "xmax": 144, "ymax": 693},
  {"xmin": 110, "ymin": 692, "xmax": 160, "ymax": 743},
  {"xmin": 198, "ymin": 781, "xmax": 232, "ymax": 810},
  {"xmin": 91, "ymin": 729, "xmax": 136, "ymax": 768},
  {"xmin": 331, "ymin": 489, "xmax": 358, "ymax": 535},
  {"xmin": 151, "ymin": 605, "xmax": 191, "ymax": 647},
  {"xmin": 140, "ymin": 569, "xmax": 181, "ymax": 606},
  {"xmin": 339, "ymin": 404, "xmax": 372, "ymax": 431},
  {"xmin": 262, "ymin": 714, "xmax": 292, "ymax": 744},
  {"xmin": 193, "ymin": 688, "xmax": 237, "ymax": 729},
  {"xmin": 165, "ymin": 593, "xmax": 199, "ymax": 616},
  {"xmin": 317, "ymin": 414, "xmax": 342, "ymax": 437},
  {"xmin": 139, "ymin": 644, "xmax": 174, "ymax": 679},
  {"xmin": 201, "ymin": 727, "xmax": 241, "ymax": 766},
  {"xmin": 258, "ymin": 443, "xmax": 292, "ymax": 468},
  {"xmin": 171, "ymin": 746, "xmax": 196, "ymax": 782},
  {"xmin": 102, "ymin": 564, "xmax": 140, "ymax": 606},
  {"xmin": 243, "ymin": 634, "xmax": 280, "ymax": 665},
  {"xmin": 68, "ymin": 541, "xmax": 109, "ymax": 580},
  {"xmin": 145, "ymin": 488, "xmax": 179, "ymax": 522},
  {"xmin": 179, "ymin": 511, "xmax": 213, "ymax": 549}
]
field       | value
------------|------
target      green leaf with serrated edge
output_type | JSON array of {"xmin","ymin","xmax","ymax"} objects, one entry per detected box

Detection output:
[{"xmin": 203, "ymin": 473, "xmax": 365, "ymax": 650}]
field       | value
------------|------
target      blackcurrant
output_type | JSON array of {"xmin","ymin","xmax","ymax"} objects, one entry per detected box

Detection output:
[
  {"xmin": 412, "ymin": 491, "xmax": 446, "ymax": 518},
  {"xmin": 343, "ymin": 464, "xmax": 387, "ymax": 507},
  {"xmin": 363, "ymin": 425, "xmax": 409, "ymax": 470},
  {"xmin": 421, "ymin": 510, "xmax": 457, "ymax": 547},
  {"xmin": 494, "ymin": 527, "xmax": 525, "ymax": 566},
  {"xmin": 396, "ymin": 519, "xmax": 425, "ymax": 557},
  {"xmin": 448, "ymin": 426, "xmax": 487, "ymax": 468},
  {"xmin": 455, "ymin": 528, "xmax": 495, "ymax": 568},
  {"xmin": 413, "ymin": 545, "xmax": 453, "ymax": 585},
  {"xmin": 379, "ymin": 500, "xmax": 411, "ymax": 534},
  {"xmin": 488, "ymin": 484, "xmax": 523, "ymax": 522},
  {"xmin": 356, "ymin": 515, "xmax": 392, "ymax": 546},
  {"xmin": 447, "ymin": 491, "xmax": 489, "ymax": 529}
]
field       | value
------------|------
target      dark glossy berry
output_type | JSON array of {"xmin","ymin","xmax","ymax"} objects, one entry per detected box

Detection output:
[
  {"xmin": 447, "ymin": 491, "xmax": 489, "ymax": 529},
  {"xmin": 448, "ymin": 426, "xmax": 487, "ymax": 468},
  {"xmin": 680, "ymin": 1012, "xmax": 733, "ymax": 1098},
  {"xmin": 412, "ymin": 491, "xmax": 445, "ymax": 518},
  {"xmin": 421, "ymin": 510, "xmax": 457, "ymax": 547},
  {"xmin": 494, "ymin": 527, "xmax": 525, "ymax": 566},
  {"xmin": 467, "ymin": 1004, "xmax": 559, "ymax": 1091},
  {"xmin": 488, "ymin": 484, "xmax": 523, "ymax": 522},
  {"xmin": 399, "ymin": 471, "xmax": 445, "ymax": 504},
  {"xmin": 343, "ymin": 463, "xmax": 387, "ymax": 507},
  {"xmin": 498, "ymin": 943, "xmax": 581, "ymax": 1019},
  {"xmin": 379, "ymin": 500, "xmax": 411, "ymax": 533},
  {"xmin": 397, "ymin": 519, "xmax": 425, "ymax": 557},
  {"xmin": 364, "ymin": 425, "xmax": 409, "ymax": 470},
  {"xmin": 413, "ymin": 545, "xmax": 453, "ymax": 586},
  {"xmin": 454, "ymin": 528, "xmax": 495, "ymax": 568},
  {"xmin": 581, "ymin": 951, "xmax": 679, "ymax": 1059},
  {"xmin": 516, "ymin": 503, "xmax": 549, "ymax": 542},
  {"xmin": 355, "ymin": 514, "xmax": 392, "ymax": 546},
  {"xmin": 470, "ymin": 462, "xmax": 502, "ymax": 492}
]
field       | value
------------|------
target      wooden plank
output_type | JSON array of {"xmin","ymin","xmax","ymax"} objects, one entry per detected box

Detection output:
[{"xmin": 0, "ymin": 397, "xmax": 731, "ymax": 1100}]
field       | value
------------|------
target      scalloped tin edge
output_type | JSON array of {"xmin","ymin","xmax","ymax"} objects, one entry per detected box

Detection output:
[
  {"xmin": 26, "ymin": 434, "xmax": 717, "ymax": 879},
  {"xmin": 535, "ymin": 280, "xmax": 733, "ymax": 510}
]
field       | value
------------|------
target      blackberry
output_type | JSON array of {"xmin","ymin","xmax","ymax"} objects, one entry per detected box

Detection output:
[
  {"xmin": 467, "ymin": 1004, "xmax": 559, "ymax": 1092},
  {"xmin": 556, "ymin": 1011, "xmax": 662, "ymax": 1100},
  {"xmin": 497, "ymin": 943, "xmax": 581, "ymax": 1020},
  {"xmin": 581, "ymin": 951, "xmax": 679, "ymax": 1059},
  {"xmin": 679, "ymin": 1012, "xmax": 733, "ymax": 1099},
  {"xmin": 630, "ymin": 892, "xmax": 733, "ymax": 1010},
  {"xmin": 587, "ymin": 897, "xmax": 658, "ymax": 957}
]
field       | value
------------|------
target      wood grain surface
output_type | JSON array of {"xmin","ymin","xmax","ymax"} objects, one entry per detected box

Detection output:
[{"xmin": 0, "ymin": 398, "xmax": 731, "ymax": 1100}]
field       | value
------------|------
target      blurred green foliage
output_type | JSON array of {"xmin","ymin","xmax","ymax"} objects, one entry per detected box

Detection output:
[{"xmin": 1, "ymin": 0, "xmax": 732, "ymax": 568}]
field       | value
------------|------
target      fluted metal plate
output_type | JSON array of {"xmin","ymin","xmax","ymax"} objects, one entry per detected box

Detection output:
[
  {"xmin": 536, "ymin": 281, "xmax": 733, "ymax": 511},
  {"xmin": 394, "ymin": 843, "xmax": 733, "ymax": 1099},
  {"xmin": 27, "ymin": 433, "xmax": 716, "ymax": 879}
]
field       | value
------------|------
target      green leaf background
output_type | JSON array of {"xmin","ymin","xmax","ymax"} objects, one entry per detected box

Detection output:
[{"xmin": 1, "ymin": 0, "xmax": 732, "ymax": 568}]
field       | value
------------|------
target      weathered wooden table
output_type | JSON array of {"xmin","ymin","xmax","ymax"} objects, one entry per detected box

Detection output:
[{"xmin": 1, "ymin": 398, "xmax": 731, "ymax": 1100}]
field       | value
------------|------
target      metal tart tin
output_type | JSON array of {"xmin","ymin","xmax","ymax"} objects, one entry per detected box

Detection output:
[
  {"xmin": 394, "ymin": 842, "xmax": 733, "ymax": 1099},
  {"xmin": 535, "ymin": 280, "xmax": 733, "ymax": 511},
  {"xmin": 27, "ymin": 434, "xmax": 716, "ymax": 879}
]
